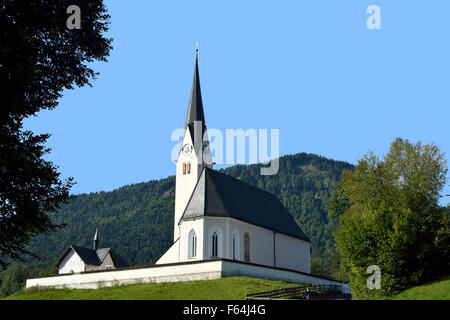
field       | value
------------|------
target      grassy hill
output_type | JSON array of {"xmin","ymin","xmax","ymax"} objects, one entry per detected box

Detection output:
[
  {"xmin": 5, "ymin": 276, "xmax": 448, "ymax": 300},
  {"xmin": 13, "ymin": 152, "xmax": 353, "ymax": 273},
  {"xmin": 391, "ymin": 276, "xmax": 450, "ymax": 300},
  {"xmin": 2, "ymin": 276, "xmax": 300, "ymax": 300}
]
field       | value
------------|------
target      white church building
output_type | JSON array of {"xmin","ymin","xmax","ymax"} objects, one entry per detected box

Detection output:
[
  {"xmin": 156, "ymin": 49, "xmax": 311, "ymax": 273},
  {"xmin": 26, "ymin": 50, "xmax": 349, "ymax": 293}
]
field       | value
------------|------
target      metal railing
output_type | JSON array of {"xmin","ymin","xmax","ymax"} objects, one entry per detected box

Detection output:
[{"xmin": 245, "ymin": 284, "xmax": 343, "ymax": 300}]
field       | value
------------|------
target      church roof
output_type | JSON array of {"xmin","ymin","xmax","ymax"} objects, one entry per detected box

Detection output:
[
  {"xmin": 185, "ymin": 49, "xmax": 207, "ymax": 147},
  {"xmin": 179, "ymin": 168, "xmax": 310, "ymax": 242}
]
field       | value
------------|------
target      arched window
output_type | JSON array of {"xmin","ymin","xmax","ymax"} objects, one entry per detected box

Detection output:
[
  {"xmin": 187, "ymin": 163, "xmax": 191, "ymax": 174},
  {"xmin": 192, "ymin": 233, "xmax": 197, "ymax": 257},
  {"xmin": 183, "ymin": 163, "xmax": 186, "ymax": 175},
  {"xmin": 232, "ymin": 234, "xmax": 236, "ymax": 259},
  {"xmin": 231, "ymin": 229, "xmax": 240, "ymax": 260},
  {"xmin": 212, "ymin": 232, "xmax": 218, "ymax": 257},
  {"xmin": 188, "ymin": 229, "xmax": 197, "ymax": 259},
  {"xmin": 208, "ymin": 226, "xmax": 222, "ymax": 258},
  {"xmin": 244, "ymin": 232, "xmax": 250, "ymax": 262}
]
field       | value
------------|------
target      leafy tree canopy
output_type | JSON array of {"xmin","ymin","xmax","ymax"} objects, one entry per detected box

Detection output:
[{"xmin": 329, "ymin": 138, "xmax": 449, "ymax": 298}]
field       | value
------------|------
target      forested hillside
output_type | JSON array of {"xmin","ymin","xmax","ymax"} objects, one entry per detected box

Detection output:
[{"xmin": 10, "ymin": 153, "xmax": 354, "ymax": 272}]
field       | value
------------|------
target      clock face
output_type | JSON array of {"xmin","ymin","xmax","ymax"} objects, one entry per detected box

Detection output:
[{"xmin": 182, "ymin": 144, "xmax": 192, "ymax": 156}]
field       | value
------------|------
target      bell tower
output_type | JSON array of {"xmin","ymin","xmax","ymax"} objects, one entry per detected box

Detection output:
[{"xmin": 173, "ymin": 48, "xmax": 213, "ymax": 241}]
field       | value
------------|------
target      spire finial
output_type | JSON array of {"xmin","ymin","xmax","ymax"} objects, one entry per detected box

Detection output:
[
  {"xmin": 93, "ymin": 229, "xmax": 99, "ymax": 250},
  {"xmin": 196, "ymin": 42, "xmax": 199, "ymax": 53}
]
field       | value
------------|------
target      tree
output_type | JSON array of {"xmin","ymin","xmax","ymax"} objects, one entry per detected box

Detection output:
[
  {"xmin": 329, "ymin": 138, "xmax": 449, "ymax": 297},
  {"xmin": 0, "ymin": 263, "xmax": 33, "ymax": 297},
  {"xmin": 310, "ymin": 257, "xmax": 330, "ymax": 278},
  {"xmin": 0, "ymin": 0, "xmax": 112, "ymax": 268},
  {"xmin": 329, "ymin": 254, "xmax": 348, "ymax": 282}
]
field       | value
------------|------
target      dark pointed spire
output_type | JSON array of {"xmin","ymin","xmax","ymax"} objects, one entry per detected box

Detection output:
[
  {"xmin": 185, "ymin": 47, "xmax": 207, "ymax": 146},
  {"xmin": 93, "ymin": 229, "xmax": 99, "ymax": 251}
]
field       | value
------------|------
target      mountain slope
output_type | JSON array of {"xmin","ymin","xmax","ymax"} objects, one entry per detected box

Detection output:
[{"xmin": 23, "ymin": 152, "xmax": 353, "ymax": 271}]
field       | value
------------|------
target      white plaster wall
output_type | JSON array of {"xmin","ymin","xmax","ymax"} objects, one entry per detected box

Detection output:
[
  {"xmin": 174, "ymin": 131, "xmax": 200, "ymax": 241},
  {"xmin": 229, "ymin": 219, "xmax": 275, "ymax": 267},
  {"xmin": 203, "ymin": 217, "xmax": 310, "ymax": 273},
  {"xmin": 275, "ymin": 233, "xmax": 310, "ymax": 273},
  {"xmin": 27, "ymin": 260, "xmax": 223, "ymax": 290},
  {"xmin": 179, "ymin": 218, "xmax": 204, "ymax": 262},
  {"xmin": 85, "ymin": 264, "xmax": 99, "ymax": 272},
  {"xmin": 28, "ymin": 259, "xmax": 350, "ymax": 293},
  {"xmin": 58, "ymin": 250, "xmax": 85, "ymax": 274},
  {"xmin": 85, "ymin": 253, "xmax": 117, "ymax": 272},
  {"xmin": 221, "ymin": 260, "xmax": 349, "ymax": 292},
  {"xmin": 102, "ymin": 253, "xmax": 115, "ymax": 269},
  {"xmin": 204, "ymin": 217, "xmax": 275, "ymax": 266},
  {"xmin": 156, "ymin": 240, "xmax": 180, "ymax": 264},
  {"xmin": 203, "ymin": 218, "xmax": 228, "ymax": 259}
]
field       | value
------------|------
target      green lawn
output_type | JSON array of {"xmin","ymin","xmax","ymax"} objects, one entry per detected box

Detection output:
[
  {"xmin": 391, "ymin": 276, "xmax": 450, "ymax": 300},
  {"xmin": 2, "ymin": 276, "xmax": 300, "ymax": 300},
  {"xmin": 5, "ymin": 275, "xmax": 448, "ymax": 300}
]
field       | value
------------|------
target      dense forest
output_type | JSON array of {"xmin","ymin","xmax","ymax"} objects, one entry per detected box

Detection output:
[{"xmin": 2, "ymin": 152, "xmax": 353, "ymax": 276}]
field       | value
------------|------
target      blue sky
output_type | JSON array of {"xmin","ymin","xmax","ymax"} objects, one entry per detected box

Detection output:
[{"xmin": 24, "ymin": 1, "xmax": 450, "ymax": 203}]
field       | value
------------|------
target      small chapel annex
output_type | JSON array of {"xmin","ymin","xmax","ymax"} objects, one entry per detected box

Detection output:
[{"xmin": 56, "ymin": 230, "xmax": 120, "ymax": 274}]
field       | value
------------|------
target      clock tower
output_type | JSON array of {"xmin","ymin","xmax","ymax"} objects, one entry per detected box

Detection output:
[{"xmin": 173, "ymin": 49, "xmax": 213, "ymax": 241}]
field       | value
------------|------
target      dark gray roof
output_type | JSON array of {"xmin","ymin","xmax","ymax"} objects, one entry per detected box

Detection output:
[
  {"xmin": 96, "ymin": 248, "xmax": 112, "ymax": 263},
  {"xmin": 71, "ymin": 246, "xmax": 101, "ymax": 265},
  {"xmin": 185, "ymin": 50, "xmax": 207, "ymax": 147},
  {"xmin": 180, "ymin": 168, "xmax": 310, "ymax": 242}
]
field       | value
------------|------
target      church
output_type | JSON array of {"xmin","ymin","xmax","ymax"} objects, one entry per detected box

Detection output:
[{"xmin": 155, "ymin": 49, "xmax": 311, "ymax": 274}]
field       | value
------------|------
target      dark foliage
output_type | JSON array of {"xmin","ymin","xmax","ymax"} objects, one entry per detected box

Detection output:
[
  {"xmin": 0, "ymin": 0, "xmax": 112, "ymax": 125},
  {"xmin": 0, "ymin": 263, "xmax": 31, "ymax": 297},
  {"xmin": 0, "ymin": 130, "xmax": 73, "ymax": 267},
  {"xmin": 0, "ymin": 0, "xmax": 112, "ymax": 268}
]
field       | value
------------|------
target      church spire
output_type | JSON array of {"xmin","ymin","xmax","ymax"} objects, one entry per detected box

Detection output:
[
  {"xmin": 93, "ymin": 229, "xmax": 99, "ymax": 251},
  {"xmin": 185, "ymin": 47, "xmax": 207, "ymax": 146}
]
